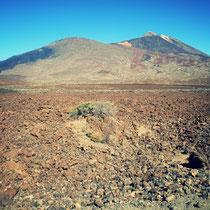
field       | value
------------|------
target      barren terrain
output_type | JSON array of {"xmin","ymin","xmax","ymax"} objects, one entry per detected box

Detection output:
[{"xmin": 0, "ymin": 84, "xmax": 209, "ymax": 209}]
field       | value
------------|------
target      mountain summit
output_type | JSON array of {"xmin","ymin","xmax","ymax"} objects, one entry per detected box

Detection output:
[
  {"xmin": 116, "ymin": 32, "xmax": 208, "ymax": 59},
  {"xmin": 143, "ymin": 31, "xmax": 158, "ymax": 37}
]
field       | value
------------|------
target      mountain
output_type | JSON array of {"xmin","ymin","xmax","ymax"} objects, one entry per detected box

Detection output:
[
  {"xmin": 0, "ymin": 34, "xmax": 209, "ymax": 84},
  {"xmin": 0, "ymin": 38, "xmax": 134, "ymax": 83},
  {"xmin": 116, "ymin": 32, "xmax": 209, "ymax": 60}
]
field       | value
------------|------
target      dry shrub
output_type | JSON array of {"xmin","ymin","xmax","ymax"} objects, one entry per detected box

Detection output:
[
  {"xmin": 67, "ymin": 101, "xmax": 117, "ymax": 120},
  {"xmin": 86, "ymin": 131, "xmax": 105, "ymax": 143}
]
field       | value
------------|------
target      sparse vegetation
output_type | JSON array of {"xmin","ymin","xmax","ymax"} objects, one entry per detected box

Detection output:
[
  {"xmin": 67, "ymin": 101, "xmax": 117, "ymax": 120},
  {"xmin": 86, "ymin": 131, "xmax": 105, "ymax": 143}
]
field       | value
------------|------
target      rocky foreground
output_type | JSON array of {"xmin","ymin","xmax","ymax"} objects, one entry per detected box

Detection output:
[{"xmin": 0, "ymin": 88, "xmax": 209, "ymax": 209}]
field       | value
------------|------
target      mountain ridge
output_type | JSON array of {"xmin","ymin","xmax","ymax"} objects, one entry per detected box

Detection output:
[
  {"xmin": 115, "ymin": 32, "xmax": 209, "ymax": 59},
  {"xmin": 0, "ymin": 33, "xmax": 209, "ymax": 84}
]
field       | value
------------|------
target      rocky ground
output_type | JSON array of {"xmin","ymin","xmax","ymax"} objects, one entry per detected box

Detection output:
[{"xmin": 0, "ymin": 85, "xmax": 209, "ymax": 209}]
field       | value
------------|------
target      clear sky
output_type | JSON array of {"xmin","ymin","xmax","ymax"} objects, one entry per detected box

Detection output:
[{"xmin": 0, "ymin": 0, "xmax": 210, "ymax": 61}]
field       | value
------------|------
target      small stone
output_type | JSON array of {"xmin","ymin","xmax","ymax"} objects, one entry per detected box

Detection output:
[
  {"xmin": 24, "ymin": 194, "xmax": 34, "ymax": 201},
  {"xmin": 130, "ymin": 167, "xmax": 136, "ymax": 176},
  {"xmin": 191, "ymin": 169, "xmax": 199, "ymax": 177},
  {"xmin": 94, "ymin": 199, "xmax": 103, "ymax": 207},
  {"xmin": 166, "ymin": 194, "xmax": 176, "ymax": 202},
  {"xmin": 143, "ymin": 181, "xmax": 150, "ymax": 188},
  {"xmin": 165, "ymin": 181, "xmax": 173, "ymax": 186},
  {"xmin": 4, "ymin": 188, "xmax": 19, "ymax": 199},
  {"xmin": 124, "ymin": 178, "xmax": 132, "ymax": 186},
  {"xmin": 59, "ymin": 161, "xmax": 69, "ymax": 170},
  {"xmin": 193, "ymin": 202, "xmax": 202, "ymax": 208},
  {"xmin": 142, "ymin": 166, "xmax": 147, "ymax": 173},
  {"xmin": 201, "ymin": 191, "xmax": 208, "ymax": 199},
  {"xmin": 97, "ymin": 188, "xmax": 104, "ymax": 196},
  {"xmin": 75, "ymin": 202, "xmax": 81, "ymax": 209},
  {"xmin": 37, "ymin": 199, "xmax": 43, "ymax": 206},
  {"xmin": 89, "ymin": 159, "xmax": 97, "ymax": 165},
  {"xmin": 19, "ymin": 149, "xmax": 35, "ymax": 157},
  {"xmin": 156, "ymin": 194, "xmax": 163, "ymax": 201},
  {"xmin": 90, "ymin": 183, "xmax": 97, "ymax": 189},
  {"xmin": 124, "ymin": 191, "xmax": 136, "ymax": 199},
  {"xmin": 130, "ymin": 191, "xmax": 136, "ymax": 198},
  {"xmin": 123, "ymin": 185, "xmax": 131, "ymax": 192},
  {"xmin": 119, "ymin": 168, "xmax": 126, "ymax": 172},
  {"xmin": 187, "ymin": 178, "xmax": 192, "ymax": 185},
  {"xmin": 68, "ymin": 191, "xmax": 77, "ymax": 198},
  {"xmin": 0, "ymin": 194, "xmax": 13, "ymax": 206},
  {"xmin": 185, "ymin": 187, "xmax": 191, "ymax": 194},
  {"xmin": 30, "ymin": 202, "xmax": 40, "ymax": 207}
]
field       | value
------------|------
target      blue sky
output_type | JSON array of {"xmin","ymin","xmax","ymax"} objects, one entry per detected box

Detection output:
[{"xmin": 0, "ymin": 0, "xmax": 210, "ymax": 60}]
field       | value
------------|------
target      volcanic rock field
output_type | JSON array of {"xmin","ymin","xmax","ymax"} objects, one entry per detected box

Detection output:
[{"xmin": 0, "ymin": 84, "xmax": 209, "ymax": 209}]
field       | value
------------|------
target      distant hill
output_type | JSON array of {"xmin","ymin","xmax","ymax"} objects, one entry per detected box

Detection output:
[{"xmin": 0, "ymin": 34, "xmax": 209, "ymax": 84}]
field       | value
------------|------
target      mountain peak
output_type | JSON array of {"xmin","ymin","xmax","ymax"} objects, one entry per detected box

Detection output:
[
  {"xmin": 143, "ymin": 31, "xmax": 158, "ymax": 37},
  {"xmin": 117, "ymin": 32, "xmax": 208, "ymax": 58}
]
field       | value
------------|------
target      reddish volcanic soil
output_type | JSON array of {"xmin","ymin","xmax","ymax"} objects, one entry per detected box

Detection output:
[{"xmin": 0, "ymin": 87, "xmax": 209, "ymax": 209}]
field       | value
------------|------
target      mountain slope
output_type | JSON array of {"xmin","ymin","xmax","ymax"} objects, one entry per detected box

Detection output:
[
  {"xmin": 0, "ymin": 36, "xmax": 209, "ymax": 84},
  {"xmin": 116, "ymin": 32, "xmax": 209, "ymax": 60},
  {"xmin": 0, "ymin": 47, "xmax": 55, "ymax": 72},
  {"xmin": 0, "ymin": 38, "xmax": 134, "ymax": 82}
]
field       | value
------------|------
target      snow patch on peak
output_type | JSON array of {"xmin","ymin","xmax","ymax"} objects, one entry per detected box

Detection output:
[{"xmin": 160, "ymin": 35, "xmax": 173, "ymax": 43}]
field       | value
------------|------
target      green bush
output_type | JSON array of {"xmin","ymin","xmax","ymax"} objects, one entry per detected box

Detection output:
[{"xmin": 67, "ymin": 101, "xmax": 117, "ymax": 120}]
